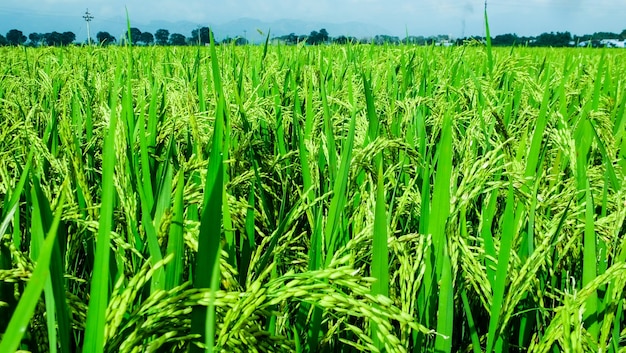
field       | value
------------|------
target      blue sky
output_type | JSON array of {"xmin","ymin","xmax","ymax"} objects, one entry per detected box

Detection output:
[{"xmin": 1, "ymin": 0, "xmax": 625, "ymax": 40}]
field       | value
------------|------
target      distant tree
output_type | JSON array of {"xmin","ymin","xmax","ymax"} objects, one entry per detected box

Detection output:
[
  {"xmin": 306, "ymin": 30, "xmax": 319, "ymax": 45},
  {"xmin": 155, "ymin": 29, "xmax": 170, "ymax": 45},
  {"xmin": 60, "ymin": 31, "xmax": 76, "ymax": 46},
  {"xmin": 274, "ymin": 33, "xmax": 299, "ymax": 45},
  {"xmin": 306, "ymin": 28, "xmax": 330, "ymax": 45},
  {"xmin": 41, "ymin": 31, "xmax": 74, "ymax": 46},
  {"xmin": 333, "ymin": 35, "xmax": 347, "ymax": 44},
  {"xmin": 43, "ymin": 31, "xmax": 61, "ymax": 46},
  {"xmin": 169, "ymin": 33, "xmax": 187, "ymax": 46},
  {"xmin": 140, "ymin": 32, "xmax": 154, "ymax": 45},
  {"xmin": 0, "ymin": 34, "xmax": 7, "ymax": 46},
  {"xmin": 574, "ymin": 34, "xmax": 592, "ymax": 43},
  {"xmin": 96, "ymin": 31, "xmax": 116, "ymax": 45},
  {"xmin": 591, "ymin": 31, "xmax": 619, "ymax": 40},
  {"xmin": 403, "ymin": 36, "xmax": 426, "ymax": 45},
  {"xmin": 28, "ymin": 32, "xmax": 43, "ymax": 46},
  {"xmin": 333, "ymin": 35, "xmax": 356, "ymax": 44},
  {"xmin": 373, "ymin": 35, "xmax": 400, "ymax": 45},
  {"xmin": 533, "ymin": 31, "xmax": 571, "ymax": 47},
  {"xmin": 191, "ymin": 27, "xmax": 212, "ymax": 45},
  {"xmin": 6, "ymin": 29, "xmax": 27, "ymax": 46},
  {"xmin": 286, "ymin": 33, "xmax": 298, "ymax": 45},
  {"xmin": 44, "ymin": 32, "xmax": 62, "ymax": 46},
  {"xmin": 318, "ymin": 28, "xmax": 329, "ymax": 43},
  {"xmin": 492, "ymin": 33, "xmax": 519, "ymax": 46},
  {"xmin": 125, "ymin": 27, "xmax": 142, "ymax": 45}
]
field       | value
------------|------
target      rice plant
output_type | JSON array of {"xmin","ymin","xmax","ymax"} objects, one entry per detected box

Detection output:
[{"xmin": 0, "ymin": 40, "xmax": 625, "ymax": 353}]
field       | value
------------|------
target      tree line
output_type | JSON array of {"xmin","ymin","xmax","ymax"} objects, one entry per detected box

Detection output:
[
  {"xmin": 0, "ymin": 27, "xmax": 240, "ymax": 47},
  {"xmin": 2, "ymin": 26, "xmax": 626, "ymax": 47},
  {"xmin": 488, "ymin": 30, "xmax": 626, "ymax": 47},
  {"xmin": 1, "ymin": 29, "xmax": 76, "ymax": 46}
]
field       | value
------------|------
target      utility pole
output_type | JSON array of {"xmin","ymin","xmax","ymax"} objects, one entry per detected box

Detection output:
[{"xmin": 83, "ymin": 9, "xmax": 94, "ymax": 45}]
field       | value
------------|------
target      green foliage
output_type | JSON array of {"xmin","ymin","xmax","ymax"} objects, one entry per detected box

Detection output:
[
  {"xmin": 0, "ymin": 44, "xmax": 625, "ymax": 353},
  {"xmin": 5, "ymin": 29, "xmax": 27, "ymax": 46}
]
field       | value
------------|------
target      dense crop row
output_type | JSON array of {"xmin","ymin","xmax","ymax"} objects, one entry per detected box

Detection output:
[{"xmin": 0, "ymin": 41, "xmax": 625, "ymax": 352}]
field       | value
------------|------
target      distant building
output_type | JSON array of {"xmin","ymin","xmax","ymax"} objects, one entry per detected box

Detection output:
[
  {"xmin": 601, "ymin": 39, "xmax": 626, "ymax": 48},
  {"xmin": 435, "ymin": 40, "xmax": 454, "ymax": 47},
  {"xmin": 577, "ymin": 39, "xmax": 626, "ymax": 48}
]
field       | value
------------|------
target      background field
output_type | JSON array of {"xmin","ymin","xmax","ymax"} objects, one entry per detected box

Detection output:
[{"xmin": 0, "ymin": 42, "xmax": 625, "ymax": 352}]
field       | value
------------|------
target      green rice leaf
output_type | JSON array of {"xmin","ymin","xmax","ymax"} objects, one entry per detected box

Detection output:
[
  {"xmin": 370, "ymin": 157, "xmax": 389, "ymax": 350},
  {"xmin": 486, "ymin": 184, "xmax": 516, "ymax": 353},
  {"xmin": 0, "ymin": 191, "xmax": 66, "ymax": 353},
  {"xmin": 165, "ymin": 170, "xmax": 185, "ymax": 290},
  {"xmin": 582, "ymin": 181, "xmax": 599, "ymax": 337},
  {"xmin": 83, "ymin": 53, "xmax": 122, "ymax": 353},
  {"xmin": 431, "ymin": 111, "xmax": 454, "ymax": 353},
  {"xmin": 29, "ymin": 177, "xmax": 71, "ymax": 353},
  {"xmin": 191, "ymin": 29, "xmax": 224, "ymax": 353}
]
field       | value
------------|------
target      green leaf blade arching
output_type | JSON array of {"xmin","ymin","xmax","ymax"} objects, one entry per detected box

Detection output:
[
  {"xmin": 191, "ymin": 29, "xmax": 225, "ymax": 353},
  {"xmin": 0, "ymin": 191, "xmax": 67, "ymax": 353}
]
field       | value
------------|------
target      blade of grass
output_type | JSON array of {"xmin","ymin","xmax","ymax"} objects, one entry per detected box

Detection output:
[
  {"xmin": 83, "ymin": 49, "xmax": 122, "ymax": 353},
  {"xmin": 138, "ymin": 98, "xmax": 155, "ymax": 213},
  {"xmin": 0, "ymin": 190, "xmax": 66, "ymax": 353},
  {"xmin": 582, "ymin": 181, "xmax": 599, "ymax": 337},
  {"xmin": 415, "ymin": 109, "xmax": 432, "ymax": 351},
  {"xmin": 431, "ymin": 111, "xmax": 454, "ymax": 353},
  {"xmin": 0, "ymin": 151, "xmax": 33, "ymax": 227},
  {"xmin": 0, "ymin": 152, "xmax": 33, "ymax": 334},
  {"xmin": 461, "ymin": 289, "xmax": 482, "ymax": 353},
  {"xmin": 153, "ymin": 138, "xmax": 175, "ymax": 229},
  {"xmin": 610, "ymin": 300, "xmax": 622, "ymax": 353},
  {"xmin": 481, "ymin": 188, "xmax": 499, "ymax": 285},
  {"xmin": 30, "ymin": 177, "xmax": 71, "ymax": 353},
  {"xmin": 320, "ymin": 79, "xmax": 337, "ymax": 182},
  {"xmin": 191, "ymin": 29, "xmax": 224, "ymax": 353},
  {"xmin": 484, "ymin": 1, "xmax": 493, "ymax": 75},
  {"xmin": 239, "ymin": 183, "xmax": 256, "ymax": 286},
  {"xmin": 136, "ymin": 167, "xmax": 165, "ymax": 291},
  {"xmin": 588, "ymin": 120, "xmax": 620, "ymax": 190},
  {"xmin": 370, "ymin": 157, "xmax": 389, "ymax": 350},
  {"xmin": 29, "ymin": 180, "xmax": 57, "ymax": 353},
  {"xmin": 324, "ymin": 87, "xmax": 357, "ymax": 267},
  {"xmin": 165, "ymin": 170, "xmax": 185, "ymax": 290},
  {"xmin": 486, "ymin": 184, "xmax": 516, "ymax": 353},
  {"xmin": 362, "ymin": 73, "xmax": 379, "ymax": 144}
]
